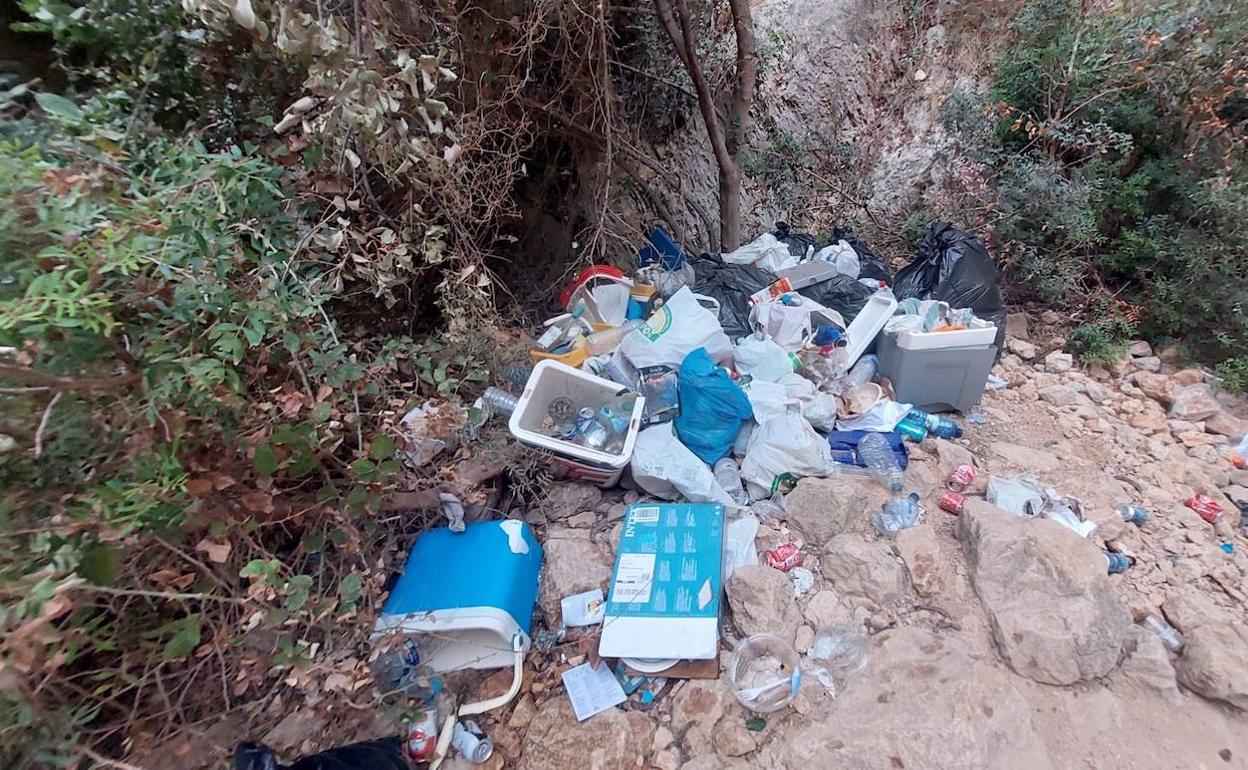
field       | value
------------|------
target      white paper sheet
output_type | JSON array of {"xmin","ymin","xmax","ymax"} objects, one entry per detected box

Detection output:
[{"xmin": 561, "ymin": 662, "xmax": 626, "ymax": 721}]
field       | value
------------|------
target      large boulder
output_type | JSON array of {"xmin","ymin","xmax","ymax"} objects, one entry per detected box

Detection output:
[
  {"xmin": 537, "ymin": 527, "xmax": 614, "ymax": 627},
  {"xmin": 726, "ymin": 564, "xmax": 802, "ymax": 639},
  {"xmin": 516, "ymin": 694, "xmax": 653, "ymax": 770},
  {"xmin": 1132, "ymin": 371, "xmax": 1174, "ymax": 408},
  {"xmin": 822, "ymin": 534, "xmax": 906, "ymax": 606},
  {"xmin": 784, "ymin": 476, "xmax": 873, "ymax": 547},
  {"xmin": 767, "ymin": 627, "xmax": 1053, "ymax": 770},
  {"xmin": 1175, "ymin": 623, "xmax": 1248, "ymax": 711},
  {"xmin": 956, "ymin": 500, "xmax": 1131, "ymax": 685},
  {"xmin": 1169, "ymin": 384, "xmax": 1222, "ymax": 422}
]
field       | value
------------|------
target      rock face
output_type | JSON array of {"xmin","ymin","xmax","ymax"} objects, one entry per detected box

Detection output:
[
  {"xmin": 784, "ymin": 476, "xmax": 870, "ymax": 547},
  {"xmin": 517, "ymin": 696, "xmax": 652, "ymax": 770},
  {"xmin": 727, "ymin": 564, "xmax": 802, "ymax": 639},
  {"xmin": 537, "ymin": 527, "xmax": 614, "ymax": 627},
  {"xmin": 956, "ymin": 500, "xmax": 1131, "ymax": 685},
  {"xmin": 895, "ymin": 525, "xmax": 946, "ymax": 597},
  {"xmin": 1175, "ymin": 623, "xmax": 1248, "ymax": 711},
  {"xmin": 770, "ymin": 628, "xmax": 1054, "ymax": 770},
  {"xmin": 1169, "ymin": 384, "xmax": 1222, "ymax": 422},
  {"xmin": 541, "ymin": 482, "xmax": 602, "ymax": 521},
  {"xmin": 822, "ymin": 534, "xmax": 905, "ymax": 606}
]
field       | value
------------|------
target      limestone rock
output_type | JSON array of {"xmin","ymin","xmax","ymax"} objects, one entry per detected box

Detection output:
[
  {"xmin": 822, "ymin": 534, "xmax": 906, "ymax": 606},
  {"xmin": 1161, "ymin": 591, "xmax": 1239, "ymax": 633},
  {"xmin": 653, "ymin": 726, "xmax": 673, "ymax": 753},
  {"xmin": 1171, "ymin": 368, "xmax": 1204, "ymax": 386},
  {"xmin": 1128, "ymin": 340, "xmax": 1153, "ymax": 357},
  {"xmin": 508, "ymin": 694, "xmax": 537, "ymax": 729},
  {"xmin": 1205, "ymin": 410, "xmax": 1247, "ymax": 437},
  {"xmin": 784, "ymin": 476, "xmax": 872, "ymax": 547},
  {"xmin": 672, "ymin": 679, "xmax": 733, "ymax": 733},
  {"xmin": 1169, "ymin": 384, "xmax": 1221, "ymax": 422},
  {"xmin": 773, "ymin": 628, "xmax": 1053, "ymax": 770},
  {"xmin": 1043, "ymin": 350, "xmax": 1073, "ymax": 373},
  {"xmin": 990, "ymin": 441, "xmax": 1060, "ymax": 472},
  {"xmin": 1134, "ymin": 356, "xmax": 1162, "ymax": 373},
  {"xmin": 926, "ymin": 438, "xmax": 975, "ymax": 473},
  {"xmin": 895, "ymin": 525, "xmax": 946, "ymax": 597},
  {"xmin": 712, "ymin": 718, "xmax": 756, "ymax": 758},
  {"xmin": 517, "ymin": 695, "xmax": 652, "ymax": 770},
  {"xmin": 1007, "ymin": 338, "xmax": 1036, "ymax": 360},
  {"xmin": 654, "ymin": 750, "xmax": 679, "ymax": 770},
  {"xmin": 1039, "ymin": 383, "xmax": 1085, "ymax": 407},
  {"xmin": 542, "ymin": 482, "xmax": 602, "ymax": 521},
  {"xmin": 1117, "ymin": 625, "xmax": 1180, "ymax": 701},
  {"xmin": 956, "ymin": 500, "xmax": 1131, "ymax": 685},
  {"xmin": 803, "ymin": 589, "xmax": 853, "ymax": 628},
  {"xmin": 727, "ymin": 564, "xmax": 802, "ymax": 639},
  {"xmin": 1083, "ymin": 380, "xmax": 1113, "ymax": 404},
  {"xmin": 1006, "ymin": 312, "xmax": 1030, "ymax": 341},
  {"xmin": 1129, "ymin": 410, "xmax": 1168, "ymax": 433},
  {"xmin": 794, "ymin": 624, "xmax": 815, "ymax": 653},
  {"xmin": 538, "ymin": 527, "xmax": 614, "ymax": 627},
  {"xmin": 1175, "ymin": 623, "xmax": 1248, "ymax": 711},
  {"xmin": 1132, "ymin": 371, "xmax": 1174, "ymax": 408}
]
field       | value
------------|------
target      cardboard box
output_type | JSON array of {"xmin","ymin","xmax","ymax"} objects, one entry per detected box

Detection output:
[{"xmin": 598, "ymin": 503, "xmax": 724, "ymax": 660}]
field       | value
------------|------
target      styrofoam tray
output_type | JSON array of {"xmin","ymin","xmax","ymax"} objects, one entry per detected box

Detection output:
[
  {"xmin": 896, "ymin": 318, "xmax": 997, "ymax": 351},
  {"xmin": 844, "ymin": 290, "xmax": 898, "ymax": 367},
  {"xmin": 509, "ymin": 359, "xmax": 644, "ymax": 478}
]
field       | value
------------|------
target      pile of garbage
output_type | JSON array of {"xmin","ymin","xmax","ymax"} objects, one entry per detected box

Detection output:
[{"xmin": 359, "ymin": 222, "xmax": 1019, "ymax": 767}]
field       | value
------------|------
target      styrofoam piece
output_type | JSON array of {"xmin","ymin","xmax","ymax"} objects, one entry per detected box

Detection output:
[
  {"xmin": 896, "ymin": 318, "xmax": 997, "ymax": 351},
  {"xmin": 844, "ymin": 290, "xmax": 898, "ymax": 367},
  {"xmin": 509, "ymin": 359, "xmax": 645, "ymax": 487}
]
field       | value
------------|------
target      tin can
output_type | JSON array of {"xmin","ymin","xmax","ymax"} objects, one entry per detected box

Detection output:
[
  {"xmin": 406, "ymin": 706, "xmax": 438, "ymax": 763},
  {"xmin": 1185, "ymin": 494, "xmax": 1225, "ymax": 523},
  {"xmin": 763, "ymin": 542, "xmax": 803, "ymax": 571},
  {"xmin": 945, "ymin": 464, "xmax": 976, "ymax": 492},
  {"xmin": 939, "ymin": 490, "xmax": 966, "ymax": 515},
  {"xmin": 452, "ymin": 719, "xmax": 494, "ymax": 764}
]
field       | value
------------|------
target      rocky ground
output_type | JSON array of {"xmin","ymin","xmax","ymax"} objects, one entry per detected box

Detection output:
[{"xmin": 436, "ymin": 310, "xmax": 1248, "ymax": 770}]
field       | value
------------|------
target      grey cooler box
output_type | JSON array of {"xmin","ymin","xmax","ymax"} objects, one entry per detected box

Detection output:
[{"xmin": 876, "ymin": 332, "xmax": 996, "ymax": 413}]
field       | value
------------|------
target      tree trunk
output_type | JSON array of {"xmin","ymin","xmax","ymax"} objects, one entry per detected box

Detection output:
[{"xmin": 653, "ymin": 0, "xmax": 751, "ymax": 251}]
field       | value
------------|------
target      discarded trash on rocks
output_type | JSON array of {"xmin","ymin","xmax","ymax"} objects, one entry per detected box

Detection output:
[{"xmin": 728, "ymin": 634, "xmax": 802, "ymax": 713}]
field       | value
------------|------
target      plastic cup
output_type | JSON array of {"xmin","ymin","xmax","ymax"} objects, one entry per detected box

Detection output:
[{"xmin": 727, "ymin": 634, "xmax": 802, "ymax": 713}]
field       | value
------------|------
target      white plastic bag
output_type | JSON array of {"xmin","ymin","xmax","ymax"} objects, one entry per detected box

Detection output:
[
  {"xmin": 723, "ymin": 513, "xmax": 760, "ymax": 580},
  {"xmin": 835, "ymin": 398, "xmax": 912, "ymax": 432},
  {"xmin": 813, "ymin": 240, "xmax": 860, "ymax": 279},
  {"xmin": 722, "ymin": 233, "xmax": 800, "ymax": 273},
  {"xmin": 740, "ymin": 413, "xmax": 834, "ymax": 494},
  {"xmin": 630, "ymin": 423, "xmax": 734, "ymax": 505},
  {"xmin": 803, "ymin": 392, "xmax": 840, "ymax": 431},
  {"xmin": 750, "ymin": 297, "xmax": 844, "ymax": 351},
  {"xmin": 734, "ymin": 335, "xmax": 796, "ymax": 383},
  {"xmin": 778, "ymin": 372, "xmax": 817, "ymax": 405},
  {"xmin": 744, "ymin": 380, "xmax": 790, "ymax": 424},
  {"xmin": 619, "ymin": 287, "xmax": 732, "ymax": 370}
]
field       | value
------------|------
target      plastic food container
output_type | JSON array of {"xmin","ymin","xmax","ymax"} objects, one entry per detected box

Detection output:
[
  {"xmin": 727, "ymin": 634, "xmax": 802, "ymax": 713},
  {"xmin": 509, "ymin": 359, "xmax": 645, "ymax": 486}
]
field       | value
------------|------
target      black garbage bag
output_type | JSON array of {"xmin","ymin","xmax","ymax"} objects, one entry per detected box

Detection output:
[
  {"xmin": 797, "ymin": 273, "xmax": 875, "ymax": 321},
  {"xmin": 829, "ymin": 226, "xmax": 893, "ymax": 284},
  {"xmin": 691, "ymin": 252, "xmax": 778, "ymax": 339},
  {"xmin": 893, "ymin": 222, "xmax": 1007, "ymax": 352},
  {"xmin": 773, "ymin": 221, "xmax": 816, "ymax": 259}
]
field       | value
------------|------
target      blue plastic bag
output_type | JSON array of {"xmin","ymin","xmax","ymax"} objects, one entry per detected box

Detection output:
[{"xmin": 674, "ymin": 348, "xmax": 754, "ymax": 465}]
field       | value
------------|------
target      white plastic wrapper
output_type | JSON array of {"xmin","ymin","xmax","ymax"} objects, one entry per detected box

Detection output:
[
  {"xmin": 812, "ymin": 239, "xmax": 860, "ymax": 279},
  {"xmin": 835, "ymin": 398, "xmax": 913, "ymax": 432},
  {"xmin": 750, "ymin": 298, "xmax": 843, "ymax": 351},
  {"xmin": 721, "ymin": 232, "xmax": 800, "ymax": 273},
  {"xmin": 734, "ymin": 335, "xmax": 796, "ymax": 383},
  {"xmin": 803, "ymin": 392, "xmax": 841, "ymax": 432},
  {"xmin": 744, "ymin": 380, "xmax": 791, "ymax": 425},
  {"xmin": 740, "ymin": 413, "xmax": 834, "ymax": 494},
  {"xmin": 630, "ymin": 423, "xmax": 734, "ymax": 505}
]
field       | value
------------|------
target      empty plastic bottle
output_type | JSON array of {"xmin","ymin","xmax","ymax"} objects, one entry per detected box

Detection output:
[
  {"xmin": 872, "ymin": 493, "xmax": 921, "ymax": 536},
  {"xmin": 924, "ymin": 414, "xmax": 963, "ymax": 439},
  {"xmin": 713, "ymin": 457, "xmax": 749, "ymax": 506},
  {"xmin": 895, "ymin": 411, "xmax": 928, "ymax": 442},
  {"xmin": 585, "ymin": 319, "xmax": 643, "ymax": 356},
  {"xmin": 839, "ymin": 354, "xmax": 879, "ymax": 392},
  {"xmin": 1143, "ymin": 614, "xmax": 1183, "ymax": 652},
  {"xmin": 502, "ymin": 364, "xmax": 532, "ymax": 390},
  {"xmin": 857, "ymin": 432, "xmax": 903, "ymax": 492},
  {"xmin": 1115, "ymin": 504, "xmax": 1149, "ymax": 526},
  {"xmin": 481, "ymin": 387, "xmax": 519, "ymax": 419},
  {"xmin": 1104, "ymin": 551, "xmax": 1131, "ymax": 574}
]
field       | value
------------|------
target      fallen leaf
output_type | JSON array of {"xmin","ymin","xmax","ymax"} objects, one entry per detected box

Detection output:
[
  {"xmin": 186, "ymin": 477, "xmax": 214, "ymax": 496},
  {"xmin": 148, "ymin": 569, "xmax": 181, "ymax": 586},
  {"xmin": 241, "ymin": 491, "xmax": 274, "ymax": 513},
  {"xmin": 195, "ymin": 538, "xmax": 232, "ymax": 564}
]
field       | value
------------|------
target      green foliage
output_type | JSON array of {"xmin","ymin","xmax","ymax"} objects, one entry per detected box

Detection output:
[
  {"xmin": 1215, "ymin": 358, "xmax": 1248, "ymax": 395},
  {"xmin": 986, "ymin": 0, "xmax": 1248, "ymax": 365}
]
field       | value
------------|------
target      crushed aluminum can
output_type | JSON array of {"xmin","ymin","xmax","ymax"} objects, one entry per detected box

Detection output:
[
  {"xmin": 945, "ymin": 464, "xmax": 976, "ymax": 493},
  {"xmin": 1185, "ymin": 494, "xmax": 1225, "ymax": 523},
  {"xmin": 939, "ymin": 490, "xmax": 966, "ymax": 515},
  {"xmin": 763, "ymin": 542, "xmax": 802, "ymax": 571},
  {"xmin": 452, "ymin": 719, "xmax": 494, "ymax": 764}
]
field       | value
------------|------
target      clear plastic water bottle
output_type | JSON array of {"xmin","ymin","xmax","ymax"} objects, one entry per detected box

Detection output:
[
  {"xmin": 857, "ymin": 432, "xmax": 903, "ymax": 492},
  {"xmin": 1143, "ymin": 614, "xmax": 1183, "ymax": 652},
  {"xmin": 713, "ymin": 457, "xmax": 749, "ymax": 506},
  {"xmin": 481, "ymin": 387, "xmax": 519, "ymax": 419},
  {"xmin": 872, "ymin": 493, "xmax": 921, "ymax": 535},
  {"xmin": 1115, "ymin": 504, "xmax": 1149, "ymax": 526},
  {"xmin": 839, "ymin": 354, "xmax": 878, "ymax": 391},
  {"xmin": 924, "ymin": 413, "xmax": 963, "ymax": 439},
  {"xmin": 502, "ymin": 364, "xmax": 532, "ymax": 390}
]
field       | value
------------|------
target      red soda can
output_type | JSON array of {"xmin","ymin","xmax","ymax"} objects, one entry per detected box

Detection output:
[
  {"xmin": 946, "ymin": 464, "xmax": 976, "ymax": 492},
  {"xmin": 1185, "ymin": 494, "xmax": 1225, "ymax": 523},
  {"xmin": 940, "ymin": 490, "xmax": 967, "ymax": 515},
  {"xmin": 406, "ymin": 706, "xmax": 438, "ymax": 763},
  {"xmin": 764, "ymin": 542, "xmax": 803, "ymax": 571}
]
